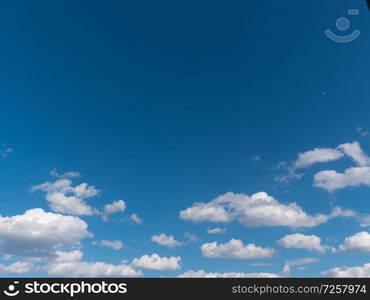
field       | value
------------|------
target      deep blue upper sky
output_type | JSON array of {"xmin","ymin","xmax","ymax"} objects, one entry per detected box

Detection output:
[{"xmin": 0, "ymin": 0, "xmax": 370, "ymax": 277}]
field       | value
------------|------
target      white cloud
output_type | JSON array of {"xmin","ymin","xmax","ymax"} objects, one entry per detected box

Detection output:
[
  {"xmin": 294, "ymin": 148, "xmax": 344, "ymax": 169},
  {"xmin": 277, "ymin": 233, "xmax": 333, "ymax": 253},
  {"xmin": 102, "ymin": 200, "xmax": 126, "ymax": 221},
  {"xmin": 338, "ymin": 142, "xmax": 370, "ymax": 166},
  {"xmin": 338, "ymin": 232, "xmax": 370, "ymax": 253},
  {"xmin": 130, "ymin": 213, "xmax": 143, "ymax": 224},
  {"xmin": 180, "ymin": 192, "xmax": 354, "ymax": 228},
  {"xmin": 358, "ymin": 215, "xmax": 370, "ymax": 227},
  {"xmin": 321, "ymin": 263, "xmax": 370, "ymax": 278},
  {"xmin": 0, "ymin": 147, "xmax": 13, "ymax": 158},
  {"xmin": 314, "ymin": 166, "xmax": 370, "ymax": 192},
  {"xmin": 184, "ymin": 232, "xmax": 199, "ymax": 243},
  {"xmin": 282, "ymin": 257, "xmax": 319, "ymax": 276},
  {"xmin": 99, "ymin": 240, "xmax": 124, "ymax": 250},
  {"xmin": 250, "ymin": 263, "xmax": 272, "ymax": 267},
  {"xmin": 53, "ymin": 250, "xmax": 84, "ymax": 262},
  {"xmin": 207, "ymin": 228, "xmax": 226, "ymax": 234},
  {"xmin": 251, "ymin": 155, "xmax": 262, "ymax": 161},
  {"xmin": 178, "ymin": 270, "xmax": 279, "ymax": 278},
  {"xmin": 50, "ymin": 169, "xmax": 80, "ymax": 179},
  {"xmin": 305, "ymin": 142, "xmax": 370, "ymax": 192},
  {"xmin": 45, "ymin": 261, "xmax": 141, "ymax": 277},
  {"xmin": 32, "ymin": 178, "xmax": 99, "ymax": 215},
  {"xmin": 180, "ymin": 202, "xmax": 231, "ymax": 223},
  {"xmin": 285, "ymin": 257, "xmax": 319, "ymax": 266},
  {"xmin": 44, "ymin": 249, "xmax": 140, "ymax": 277},
  {"xmin": 0, "ymin": 208, "xmax": 91, "ymax": 258},
  {"xmin": 0, "ymin": 261, "xmax": 33, "ymax": 274},
  {"xmin": 201, "ymin": 239, "xmax": 276, "ymax": 259},
  {"xmin": 357, "ymin": 127, "xmax": 369, "ymax": 137},
  {"xmin": 151, "ymin": 234, "xmax": 182, "ymax": 248},
  {"xmin": 131, "ymin": 254, "xmax": 181, "ymax": 271}
]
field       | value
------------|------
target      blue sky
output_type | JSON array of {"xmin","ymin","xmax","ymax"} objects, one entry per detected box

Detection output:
[{"xmin": 1, "ymin": 0, "xmax": 370, "ymax": 277}]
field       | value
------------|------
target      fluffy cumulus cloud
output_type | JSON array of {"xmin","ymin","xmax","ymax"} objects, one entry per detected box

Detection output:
[
  {"xmin": 201, "ymin": 239, "xmax": 276, "ymax": 259},
  {"xmin": 321, "ymin": 263, "xmax": 370, "ymax": 278},
  {"xmin": 294, "ymin": 148, "xmax": 344, "ymax": 169},
  {"xmin": 131, "ymin": 254, "xmax": 181, "ymax": 271},
  {"xmin": 314, "ymin": 167, "xmax": 370, "ymax": 192},
  {"xmin": 180, "ymin": 192, "xmax": 354, "ymax": 228},
  {"xmin": 178, "ymin": 270, "xmax": 279, "ymax": 278},
  {"xmin": 32, "ymin": 178, "xmax": 99, "ymax": 215},
  {"xmin": 102, "ymin": 200, "xmax": 126, "ymax": 221},
  {"xmin": 338, "ymin": 232, "xmax": 370, "ymax": 253},
  {"xmin": 277, "ymin": 233, "xmax": 333, "ymax": 253},
  {"xmin": 0, "ymin": 208, "xmax": 91, "ymax": 258},
  {"xmin": 151, "ymin": 234, "xmax": 182, "ymax": 248}
]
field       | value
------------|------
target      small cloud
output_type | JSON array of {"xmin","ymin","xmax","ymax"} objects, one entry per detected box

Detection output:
[
  {"xmin": 207, "ymin": 227, "xmax": 226, "ymax": 234},
  {"xmin": 98, "ymin": 240, "xmax": 124, "ymax": 250},
  {"xmin": 102, "ymin": 200, "xmax": 126, "ymax": 221},
  {"xmin": 282, "ymin": 257, "xmax": 319, "ymax": 276},
  {"xmin": 357, "ymin": 127, "xmax": 369, "ymax": 137},
  {"xmin": 0, "ymin": 146, "xmax": 13, "ymax": 158},
  {"xmin": 184, "ymin": 232, "xmax": 199, "ymax": 243},
  {"xmin": 251, "ymin": 155, "xmax": 262, "ymax": 161},
  {"xmin": 250, "ymin": 263, "xmax": 272, "ymax": 267},
  {"xmin": 50, "ymin": 169, "xmax": 80, "ymax": 179},
  {"xmin": 130, "ymin": 213, "xmax": 143, "ymax": 224},
  {"xmin": 358, "ymin": 214, "xmax": 370, "ymax": 227},
  {"xmin": 151, "ymin": 233, "xmax": 182, "ymax": 249},
  {"xmin": 131, "ymin": 254, "xmax": 181, "ymax": 271}
]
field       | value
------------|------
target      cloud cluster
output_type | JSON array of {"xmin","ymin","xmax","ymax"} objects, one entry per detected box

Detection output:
[
  {"xmin": 278, "ymin": 141, "xmax": 370, "ymax": 192},
  {"xmin": 0, "ymin": 208, "xmax": 91, "ymax": 258},
  {"xmin": 201, "ymin": 239, "xmax": 276, "ymax": 259},
  {"xmin": 180, "ymin": 192, "xmax": 353, "ymax": 228},
  {"xmin": 32, "ymin": 179, "xmax": 99, "ymax": 215}
]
